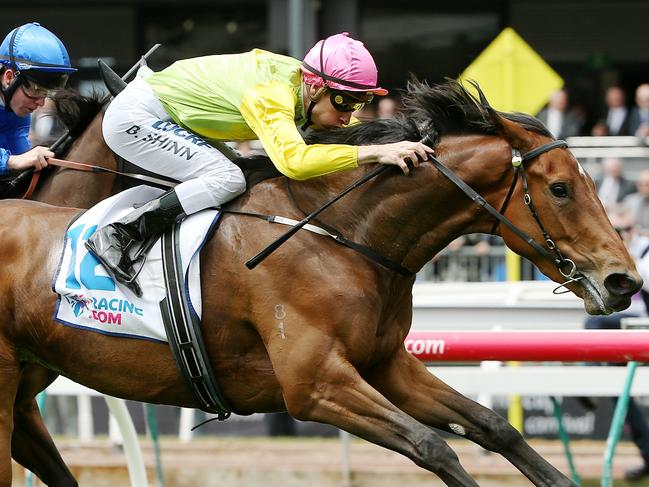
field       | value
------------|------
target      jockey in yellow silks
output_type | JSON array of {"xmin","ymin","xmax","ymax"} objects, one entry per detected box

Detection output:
[{"xmin": 86, "ymin": 32, "xmax": 433, "ymax": 296}]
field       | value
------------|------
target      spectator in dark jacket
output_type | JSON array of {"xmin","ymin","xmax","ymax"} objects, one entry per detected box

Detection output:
[
  {"xmin": 629, "ymin": 83, "xmax": 649, "ymax": 138},
  {"xmin": 537, "ymin": 89, "xmax": 583, "ymax": 139}
]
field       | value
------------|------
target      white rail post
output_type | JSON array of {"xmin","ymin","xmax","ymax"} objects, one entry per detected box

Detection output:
[
  {"xmin": 179, "ymin": 408, "xmax": 195, "ymax": 443},
  {"xmin": 77, "ymin": 395, "xmax": 94, "ymax": 441},
  {"xmin": 105, "ymin": 396, "xmax": 149, "ymax": 487},
  {"xmin": 339, "ymin": 429, "xmax": 352, "ymax": 487}
]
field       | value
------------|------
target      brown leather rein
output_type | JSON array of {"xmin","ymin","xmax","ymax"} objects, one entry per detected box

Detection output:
[{"xmin": 20, "ymin": 157, "xmax": 177, "ymax": 199}]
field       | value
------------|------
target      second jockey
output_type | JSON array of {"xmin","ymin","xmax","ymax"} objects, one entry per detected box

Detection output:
[{"xmin": 0, "ymin": 22, "xmax": 75, "ymax": 180}]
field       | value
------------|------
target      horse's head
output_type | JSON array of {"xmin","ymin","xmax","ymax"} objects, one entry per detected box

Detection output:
[
  {"xmin": 30, "ymin": 89, "xmax": 118, "ymax": 208},
  {"xmin": 398, "ymin": 79, "xmax": 640, "ymax": 314},
  {"xmin": 486, "ymin": 107, "xmax": 641, "ymax": 314}
]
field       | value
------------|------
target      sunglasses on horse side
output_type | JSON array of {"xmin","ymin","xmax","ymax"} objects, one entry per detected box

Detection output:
[{"xmin": 329, "ymin": 90, "xmax": 374, "ymax": 112}]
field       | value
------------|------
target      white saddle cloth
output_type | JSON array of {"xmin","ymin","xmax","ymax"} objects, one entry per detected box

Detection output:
[{"xmin": 53, "ymin": 186, "xmax": 220, "ymax": 342}]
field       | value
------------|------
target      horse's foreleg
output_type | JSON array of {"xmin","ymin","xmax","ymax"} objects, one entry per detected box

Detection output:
[
  {"xmin": 368, "ymin": 349, "xmax": 575, "ymax": 487},
  {"xmin": 13, "ymin": 366, "xmax": 77, "ymax": 487},
  {"xmin": 13, "ymin": 398, "xmax": 78, "ymax": 487},
  {"xmin": 270, "ymin": 342, "xmax": 479, "ymax": 487}
]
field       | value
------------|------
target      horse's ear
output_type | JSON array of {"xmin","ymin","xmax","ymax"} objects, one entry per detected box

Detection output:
[
  {"xmin": 489, "ymin": 111, "xmax": 535, "ymax": 152},
  {"xmin": 466, "ymin": 79, "xmax": 535, "ymax": 152}
]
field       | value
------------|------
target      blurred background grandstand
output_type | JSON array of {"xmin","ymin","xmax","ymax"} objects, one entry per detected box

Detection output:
[{"xmin": 5, "ymin": 0, "xmax": 649, "ymax": 128}]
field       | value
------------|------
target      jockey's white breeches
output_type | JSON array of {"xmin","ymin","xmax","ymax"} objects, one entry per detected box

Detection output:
[{"xmin": 102, "ymin": 76, "xmax": 246, "ymax": 215}]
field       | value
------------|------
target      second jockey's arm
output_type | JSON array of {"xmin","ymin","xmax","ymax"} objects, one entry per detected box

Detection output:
[
  {"xmin": 7, "ymin": 146, "xmax": 53, "ymax": 172},
  {"xmin": 0, "ymin": 113, "xmax": 49, "ymax": 173}
]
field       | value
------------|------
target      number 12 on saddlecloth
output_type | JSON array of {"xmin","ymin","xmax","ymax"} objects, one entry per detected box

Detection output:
[{"xmin": 64, "ymin": 224, "xmax": 116, "ymax": 291}]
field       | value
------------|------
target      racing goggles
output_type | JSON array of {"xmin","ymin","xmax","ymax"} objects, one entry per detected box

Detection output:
[
  {"xmin": 20, "ymin": 74, "xmax": 68, "ymax": 99},
  {"xmin": 329, "ymin": 90, "xmax": 373, "ymax": 112}
]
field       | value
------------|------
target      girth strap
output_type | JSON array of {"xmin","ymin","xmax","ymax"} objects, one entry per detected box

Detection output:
[{"xmin": 159, "ymin": 223, "xmax": 231, "ymax": 418}]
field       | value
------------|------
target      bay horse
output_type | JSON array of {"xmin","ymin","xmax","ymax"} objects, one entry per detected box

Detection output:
[{"xmin": 1, "ymin": 80, "xmax": 641, "ymax": 487}]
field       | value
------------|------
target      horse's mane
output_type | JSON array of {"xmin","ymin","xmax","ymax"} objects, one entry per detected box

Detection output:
[
  {"xmin": 500, "ymin": 111, "xmax": 553, "ymax": 137},
  {"xmin": 52, "ymin": 89, "xmax": 108, "ymax": 139},
  {"xmin": 306, "ymin": 78, "xmax": 553, "ymax": 146}
]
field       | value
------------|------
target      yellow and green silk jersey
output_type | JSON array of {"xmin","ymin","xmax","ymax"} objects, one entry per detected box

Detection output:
[{"xmin": 146, "ymin": 49, "xmax": 358, "ymax": 180}]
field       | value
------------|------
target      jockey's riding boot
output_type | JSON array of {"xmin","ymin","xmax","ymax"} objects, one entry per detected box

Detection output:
[{"xmin": 85, "ymin": 189, "xmax": 186, "ymax": 296}]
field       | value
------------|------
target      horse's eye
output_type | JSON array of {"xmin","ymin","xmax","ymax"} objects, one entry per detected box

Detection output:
[{"xmin": 550, "ymin": 183, "xmax": 569, "ymax": 198}]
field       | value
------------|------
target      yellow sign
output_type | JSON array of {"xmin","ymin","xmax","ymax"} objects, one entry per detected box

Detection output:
[{"xmin": 459, "ymin": 27, "xmax": 563, "ymax": 115}]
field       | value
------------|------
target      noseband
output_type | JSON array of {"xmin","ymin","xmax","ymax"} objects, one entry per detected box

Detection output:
[{"xmin": 430, "ymin": 139, "xmax": 581, "ymax": 293}]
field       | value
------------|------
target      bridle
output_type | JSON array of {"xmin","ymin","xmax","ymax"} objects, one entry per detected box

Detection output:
[
  {"xmin": 427, "ymin": 138, "xmax": 583, "ymax": 293},
  {"xmin": 500, "ymin": 141, "xmax": 577, "ymax": 277}
]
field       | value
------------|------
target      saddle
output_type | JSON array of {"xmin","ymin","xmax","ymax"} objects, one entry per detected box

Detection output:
[{"xmin": 54, "ymin": 187, "xmax": 231, "ymax": 418}]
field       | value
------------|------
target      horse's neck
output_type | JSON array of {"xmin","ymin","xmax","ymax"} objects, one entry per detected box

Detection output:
[
  {"xmin": 274, "ymin": 135, "xmax": 514, "ymax": 273},
  {"xmin": 397, "ymin": 136, "xmax": 513, "ymax": 269},
  {"xmin": 34, "ymin": 115, "xmax": 120, "ymax": 208}
]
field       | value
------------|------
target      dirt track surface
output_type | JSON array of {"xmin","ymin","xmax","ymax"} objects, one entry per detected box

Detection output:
[{"xmin": 12, "ymin": 437, "xmax": 649, "ymax": 486}]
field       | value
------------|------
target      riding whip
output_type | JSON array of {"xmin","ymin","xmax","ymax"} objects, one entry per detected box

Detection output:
[{"xmin": 245, "ymin": 164, "xmax": 392, "ymax": 270}]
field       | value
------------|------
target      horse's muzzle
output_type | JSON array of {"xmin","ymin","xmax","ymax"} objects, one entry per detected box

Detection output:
[{"xmin": 604, "ymin": 272, "xmax": 643, "ymax": 300}]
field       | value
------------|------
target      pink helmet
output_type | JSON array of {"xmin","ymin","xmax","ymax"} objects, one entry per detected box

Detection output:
[{"xmin": 302, "ymin": 32, "xmax": 388, "ymax": 96}]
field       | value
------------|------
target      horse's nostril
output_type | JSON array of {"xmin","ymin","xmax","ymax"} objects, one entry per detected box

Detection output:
[{"xmin": 604, "ymin": 273, "xmax": 643, "ymax": 297}]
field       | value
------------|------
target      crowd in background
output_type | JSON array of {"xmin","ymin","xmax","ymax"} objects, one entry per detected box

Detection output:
[
  {"xmin": 537, "ymin": 83, "xmax": 649, "ymax": 139},
  {"xmin": 538, "ymin": 83, "xmax": 649, "ymax": 230}
]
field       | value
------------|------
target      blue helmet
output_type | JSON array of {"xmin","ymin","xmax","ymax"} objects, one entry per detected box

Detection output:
[
  {"xmin": 0, "ymin": 22, "xmax": 76, "ymax": 75},
  {"xmin": 0, "ymin": 23, "xmax": 76, "ymax": 112}
]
